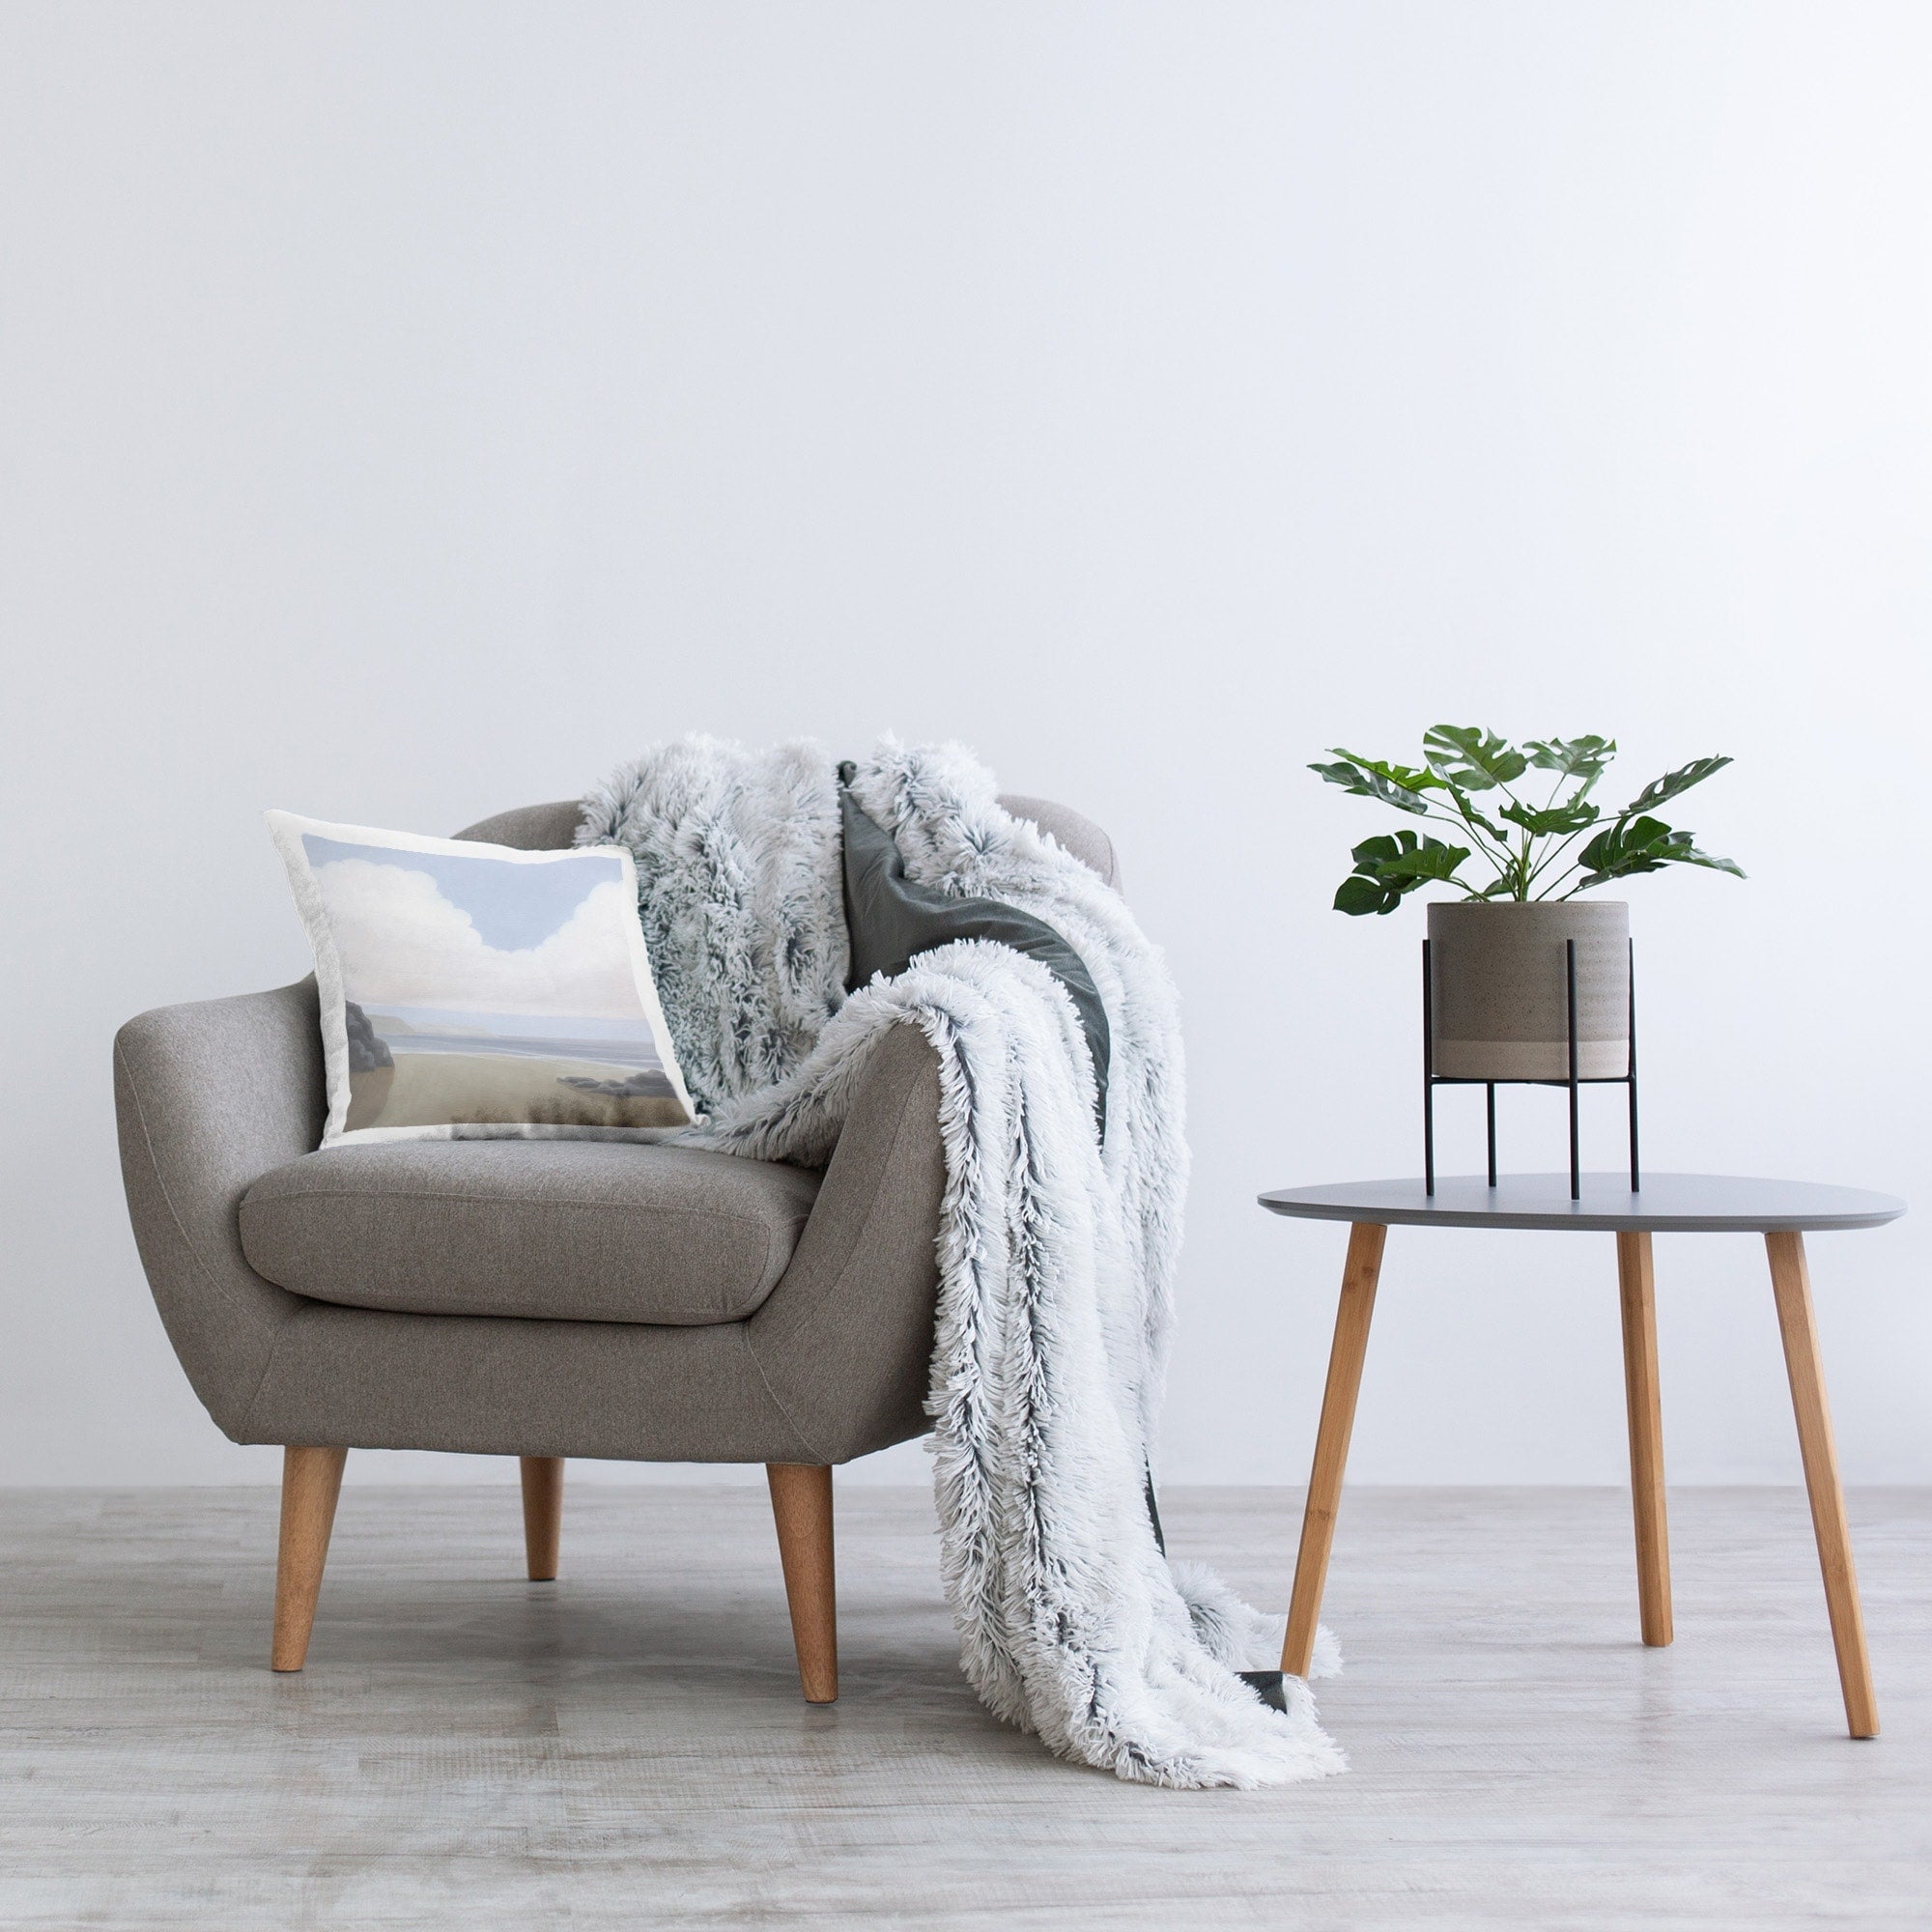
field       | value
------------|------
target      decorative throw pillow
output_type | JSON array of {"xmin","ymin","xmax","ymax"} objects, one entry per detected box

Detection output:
[
  {"xmin": 267, "ymin": 811, "xmax": 698, "ymax": 1146},
  {"xmin": 837, "ymin": 772, "xmax": 1111, "ymax": 1134}
]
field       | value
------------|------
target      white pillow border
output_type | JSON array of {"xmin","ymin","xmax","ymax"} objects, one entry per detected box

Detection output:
[{"xmin": 267, "ymin": 810, "xmax": 701, "ymax": 1147}]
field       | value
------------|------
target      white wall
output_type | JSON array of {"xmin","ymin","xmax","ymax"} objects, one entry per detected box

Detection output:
[{"xmin": 3, "ymin": 2, "xmax": 1927, "ymax": 1490}]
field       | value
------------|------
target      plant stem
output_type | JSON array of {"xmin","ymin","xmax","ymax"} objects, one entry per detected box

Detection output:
[
  {"xmin": 1523, "ymin": 822, "xmax": 1598, "ymax": 896},
  {"xmin": 1439, "ymin": 795, "xmax": 1513, "ymax": 882}
]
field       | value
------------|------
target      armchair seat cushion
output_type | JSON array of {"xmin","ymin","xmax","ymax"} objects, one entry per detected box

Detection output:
[{"xmin": 239, "ymin": 1140, "xmax": 821, "ymax": 1325}]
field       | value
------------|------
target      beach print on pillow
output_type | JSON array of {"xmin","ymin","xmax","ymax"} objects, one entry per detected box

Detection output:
[{"xmin": 268, "ymin": 811, "xmax": 698, "ymax": 1146}]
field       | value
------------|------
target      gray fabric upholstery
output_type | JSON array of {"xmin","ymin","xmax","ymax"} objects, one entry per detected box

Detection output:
[
  {"xmin": 114, "ymin": 984, "xmax": 321, "ymax": 1437},
  {"xmin": 226, "ymin": 1020, "xmax": 946, "ymax": 1463},
  {"xmin": 456, "ymin": 792, "xmax": 1120, "ymax": 889},
  {"xmin": 457, "ymin": 799, "xmax": 583, "ymax": 852},
  {"xmin": 114, "ymin": 794, "xmax": 1102, "ymax": 1465},
  {"xmin": 741, "ymin": 1018, "xmax": 944, "ymax": 1461},
  {"xmin": 999, "ymin": 792, "xmax": 1121, "ymax": 892},
  {"xmin": 240, "ymin": 1141, "xmax": 821, "ymax": 1325},
  {"xmin": 237, "ymin": 1304, "xmax": 816, "ymax": 1464},
  {"xmin": 115, "ymin": 984, "xmax": 948, "ymax": 1463}
]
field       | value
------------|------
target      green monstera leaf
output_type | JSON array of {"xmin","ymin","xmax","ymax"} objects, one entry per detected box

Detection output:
[
  {"xmin": 1332, "ymin": 831, "xmax": 1471, "ymax": 915},
  {"xmin": 1577, "ymin": 815, "xmax": 1745, "ymax": 888},
  {"xmin": 1333, "ymin": 872, "xmax": 1402, "ymax": 916},
  {"xmin": 1618, "ymin": 755, "xmax": 1734, "ymax": 818},
  {"xmin": 1523, "ymin": 735, "xmax": 1616, "ymax": 788},
  {"xmin": 1312, "ymin": 726, "xmax": 1741, "ymax": 908},
  {"xmin": 1309, "ymin": 751, "xmax": 1440, "ymax": 815},
  {"xmin": 1422, "ymin": 724, "xmax": 1528, "ymax": 791},
  {"xmin": 1499, "ymin": 796, "xmax": 1601, "ymax": 837}
]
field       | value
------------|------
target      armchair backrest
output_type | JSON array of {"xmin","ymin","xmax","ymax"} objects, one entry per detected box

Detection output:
[{"xmin": 455, "ymin": 794, "xmax": 1120, "ymax": 891}]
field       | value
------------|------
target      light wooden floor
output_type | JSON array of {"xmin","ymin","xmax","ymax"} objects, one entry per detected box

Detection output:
[{"xmin": 1, "ymin": 1484, "xmax": 1926, "ymax": 1929}]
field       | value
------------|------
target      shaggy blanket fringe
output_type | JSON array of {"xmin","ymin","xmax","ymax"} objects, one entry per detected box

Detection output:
[{"xmin": 581, "ymin": 737, "xmax": 1342, "ymax": 1788}]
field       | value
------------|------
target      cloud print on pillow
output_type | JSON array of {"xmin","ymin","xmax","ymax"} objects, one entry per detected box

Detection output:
[
  {"xmin": 267, "ymin": 810, "xmax": 698, "ymax": 1145},
  {"xmin": 310, "ymin": 858, "xmax": 645, "ymax": 1020}
]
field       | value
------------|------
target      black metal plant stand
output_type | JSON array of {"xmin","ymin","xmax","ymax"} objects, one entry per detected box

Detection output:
[{"xmin": 1424, "ymin": 939, "xmax": 1638, "ymax": 1202}]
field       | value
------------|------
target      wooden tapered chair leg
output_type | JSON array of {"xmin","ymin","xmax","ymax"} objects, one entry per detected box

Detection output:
[
  {"xmin": 766, "ymin": 1463, "xmax": 838, "ymax": 1703},
  {"xmin": 520, "ymin": 1457, "xmax": 564, "ymax": 1581},
  {"xmin": 1616, "ymin": 1230, "xmax": 1673, "ymax": 1646},
  {"xmin": 1282, "ymin": 1220, "xmax": 1386, "ymax": 1677},
  {"xmin": 1766, "ymin": 1231, "xmax": 1878, "ymax": 1738},
  {"xmin": 272, "ymin": 1445, "xmax": 347, "ymax": 1672}
]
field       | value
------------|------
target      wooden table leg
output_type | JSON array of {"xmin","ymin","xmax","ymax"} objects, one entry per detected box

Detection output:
[
  {"xmin": 1282, "ymin": 1221, "xmax": 1386, "ymax": 1677},
  {"xmin": 1765, "ymin": 1231, "xmax": 1878, "ymax": 1738},
  {"xmin": 1615, "ymin": 1230, "xmax": 1673, "ymax": 1646}
]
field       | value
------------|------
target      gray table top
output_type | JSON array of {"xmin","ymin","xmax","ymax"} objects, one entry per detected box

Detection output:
[{"xmin": 1258, "ymin": 1173, "xmax": 1906, "ymax": 1234}]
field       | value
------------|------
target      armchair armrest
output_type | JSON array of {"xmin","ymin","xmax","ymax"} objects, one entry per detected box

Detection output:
[
  {"xmin": 746, "ymin": 1020, "xmax": 948, "ymax": 1463},
  {"xmin": 114, "ymin": 981, "xmax": 325, "ymax": 1436}
]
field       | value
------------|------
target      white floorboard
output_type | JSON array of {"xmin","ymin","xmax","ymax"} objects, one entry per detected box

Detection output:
[{"xmin": 0, "ymin": 1483, "xmax": 1925, "ymax": 1929}]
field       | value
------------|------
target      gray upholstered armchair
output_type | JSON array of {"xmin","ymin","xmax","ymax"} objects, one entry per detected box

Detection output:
[{"xmin": 113, "ymin": 794, "xmax": 1117, "ymax": 1701}]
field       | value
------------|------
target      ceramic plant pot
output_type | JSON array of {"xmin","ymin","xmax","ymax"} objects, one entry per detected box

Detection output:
[{"xmin": 1426, "ymin": 899, "xmax": 1631, "ymax": 1082}]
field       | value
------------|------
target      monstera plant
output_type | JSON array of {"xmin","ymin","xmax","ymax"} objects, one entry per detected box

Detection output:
[
  {"xmin": 1311, "ymin": 727, "xmax": 1743, "ymax": 1089},
  {"xmin": 1310, "ymin": 727, "xmax": 1742, "ymax": 916}
]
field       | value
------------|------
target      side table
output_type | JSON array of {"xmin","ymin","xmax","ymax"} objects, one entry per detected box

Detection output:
[{"xmin": 1258, "ymin": 1172, "xmax": 1904, "ymax": 1737}]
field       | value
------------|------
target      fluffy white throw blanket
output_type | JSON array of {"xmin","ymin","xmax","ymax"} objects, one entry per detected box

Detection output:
[{"xmin": 581, "ymin": 737, "xmax": 1342, "ymax": 1788}]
